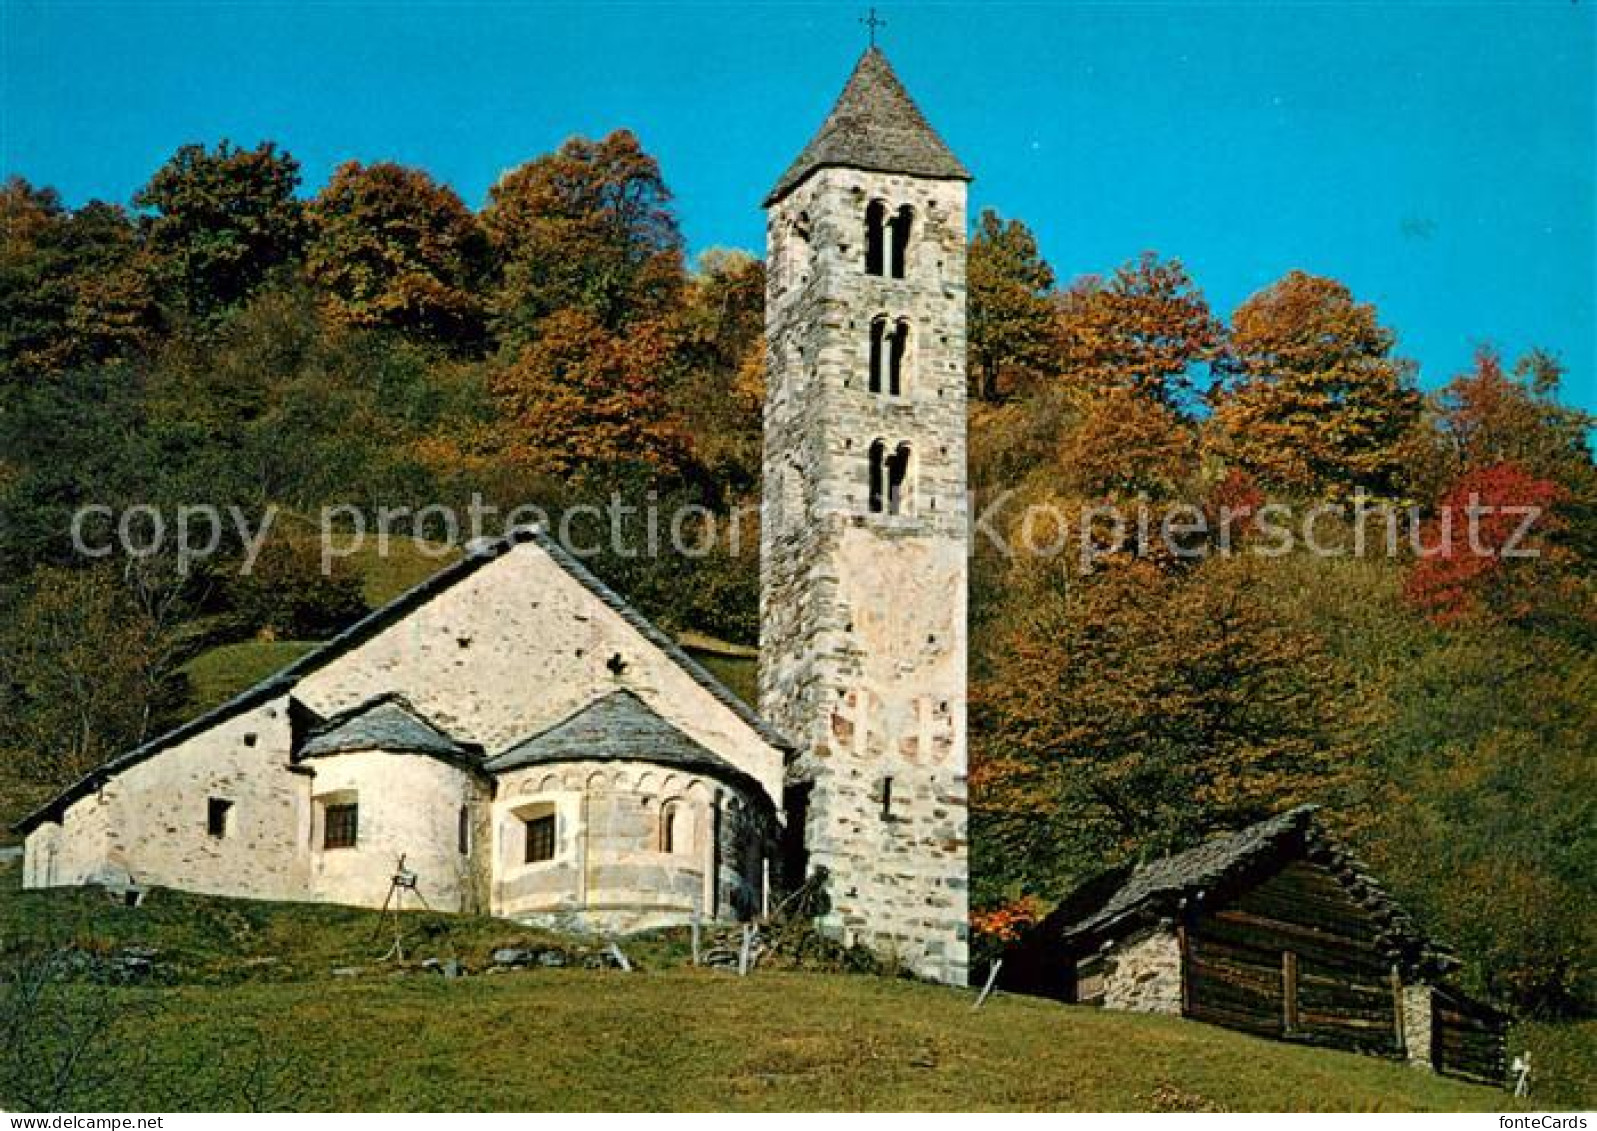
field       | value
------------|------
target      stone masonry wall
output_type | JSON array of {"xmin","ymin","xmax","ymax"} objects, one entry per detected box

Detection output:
[
  {"xmin": 492, "ymin": 760, "xmax": 774, "ymax": 931},
  {"xmin": 761, "ymin": 166, "xmax": 969, "ymax": 984},
  {"xmin": 1401, "ymin": 983, "xmax": 1434, "ymax": 1068},
  {"xmin": 304, "ymin": 751, "xmax": 488, "ymax": 912},
  {"xmin": 294, "ymin": 545, "xmax": 785, "ymax": 808},
  {"xmin": 24, "ymin": 697, "xmax": 309, "ymax": 900},
  {"xmin": 1101, "ymin": 929, "xmax": 1185, "ymax": 1015}
]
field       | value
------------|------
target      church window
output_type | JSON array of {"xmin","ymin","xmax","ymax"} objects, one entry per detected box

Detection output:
[
  {"xmin": 868, "ymin": 317, "xmax": 887, "ymax": 393},
  {"xmin": 323, "ymin": 802, "xmax": 358, "ymax": 850},
  {"xmin": 660, "ymin": 800, "xmax": 693, "ymax": 855},
  {"xmin": 457, "ymin": 805, "xmax": 470, "ymax": 855},
  {"xmin": 206, "ymin": 797, "xmax": 232, "ymax": 839},
  {"xmin": 889, "ymin": 319, "xmax": 909, "ymax": 395},
  {"xmin": 864, "ymin": 200, "xmax": 887, "ymax": 276},
  {"xmin": 524, "ymin": 812, "xmax": 556, "ymax": 864},
  {"xmin": 886, "ymin": 443, "xmax": 912, "ymax": 515},
  {"xmin": 889, "ymin": 205, "xmax": 914, "ymax": 279},
  {"xmin": 880, "ymin": 776, "xmax": 894, "ymax": 821},
  {"xmin": 868, "ymin": 439, "xmax": 887, "ymax": 513}
]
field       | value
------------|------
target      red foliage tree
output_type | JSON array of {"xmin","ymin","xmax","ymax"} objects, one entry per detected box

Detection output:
[{"xmin": 1405, "ymin": 463, "xmax": 1567, "ymax": 624}]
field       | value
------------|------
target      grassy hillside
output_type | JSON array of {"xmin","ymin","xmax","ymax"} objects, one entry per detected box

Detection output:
[
  {"xmin": 0, "ymin": 867, "xmax": 1554, "ymax": 1113},
  {"xmin": 178, "ymin": 640, "xmax": 322, "ymax": 712}
]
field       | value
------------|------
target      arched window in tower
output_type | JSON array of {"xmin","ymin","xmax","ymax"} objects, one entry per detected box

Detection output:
[
  {"xmin": 868, "ymin": 317, "xmax": 887, "ymax": 393},
  {"xmin": 864, "ymin": 200, "xmax": 887, "ymax": 276},
  {"xmin": 889, "ymin": 205, "xmax": 914, "ymax": 279},
  {"xmin": 887, "ymin": 442, "xmax": 912, "ymax": 515},
  {"xmin": 868, "ymin": 439, "xmax": 887, "ymax": 513},
  {"xmin": 889, "ymin": 319, "xmax": 910, "ymax": 396}
]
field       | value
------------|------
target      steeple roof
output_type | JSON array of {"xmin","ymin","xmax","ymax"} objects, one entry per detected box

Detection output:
[{"xmin": 764, "ymin": 47, "xmax": 970, "ymax": 206}]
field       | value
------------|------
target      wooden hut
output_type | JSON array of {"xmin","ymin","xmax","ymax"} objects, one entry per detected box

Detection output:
[{"xmin": 1006, "ymin": 806, "xmax": 1508, "ymax": 1085}]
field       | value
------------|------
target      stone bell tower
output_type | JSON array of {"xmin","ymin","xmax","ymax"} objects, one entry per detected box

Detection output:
[{"xmin": 759, "ymin": 46, "xmax": 971, "ymax": 984}]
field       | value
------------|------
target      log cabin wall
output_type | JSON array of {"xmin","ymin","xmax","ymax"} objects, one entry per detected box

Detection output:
[
  {"xmin": 1430, "ymin": 986, "xmax": 1508, "ymax": 1086},
  {"xmin": 1186, "ymin": 857, "xmax": 1401, "ymax": 1055}
]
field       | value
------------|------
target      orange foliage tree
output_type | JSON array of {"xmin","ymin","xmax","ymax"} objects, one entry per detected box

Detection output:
[
  {"xmin": 1053, "ymin": 252, "xmax": 1223, "ymax": 406},
  {"xmin": 482, "ymin": 130, "xmax": 685, "ymax": 343},
  {"xmin": 1208, "ymin": 270, "xmax": 1420, "ymax": 498},
  {"xmin": 489, "ymin": 308, "xmax": 686, "ymax": 481}
]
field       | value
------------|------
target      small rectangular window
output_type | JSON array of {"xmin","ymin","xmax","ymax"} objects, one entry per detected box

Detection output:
[
  {"xmin": 207, "ymin": 797, "xmax": 233, "ymax": 838},
  {"xmin": 458, "ymin": 805, "xmax": 470, "ymax": 855},
  {"xmin": 324, "ymin": 802, "xmax": 358, "ymax": 850},
  {"xmin": 524, "ymin": 813, "xmax": 556, "ymax": 864}
]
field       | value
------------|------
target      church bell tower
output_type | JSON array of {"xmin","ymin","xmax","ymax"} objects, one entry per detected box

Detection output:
[{"xmin": 760, "ymin": 46, "xmax": 971, "ymax": 984}]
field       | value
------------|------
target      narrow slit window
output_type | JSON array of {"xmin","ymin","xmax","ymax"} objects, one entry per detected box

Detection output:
[
  {"xmin": 869, "ymin": 317, "xmax": 887, "ymax": 393},
  {"xmin": 206, "ymin": 797, "xmax": 232, "ymax": 839},
  {"xmin": 887, "ymin": 443, "xmax": 912, "ymax": 515},
  {"xmin": 880, "ymin": 776, "xmax": 894, "ymax": 821},
  {"xmin": 889, "ymin": 320, "xmax": 909, "ymax": 396},
  {"xmin": 868, "ymin": 439, "xmax": 886, "ymax": 514},
  {"xmin": 889, "ymin": 205, "xmax": 913, "ymax": 279},
  {"xmin": 457, "ymin": 805, "xmax": 470, "ymax": 855}
]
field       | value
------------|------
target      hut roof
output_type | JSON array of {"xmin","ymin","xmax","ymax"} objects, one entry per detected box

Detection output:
[{"xmin": 1049, "ymin": 805, "xmax": 1457, "ymax": 977}]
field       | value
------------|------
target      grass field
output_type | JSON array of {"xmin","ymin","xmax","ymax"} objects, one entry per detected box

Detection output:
[{"xmin": 1, "ymin": 866, "xmax": 1568, "ymax": 1113}]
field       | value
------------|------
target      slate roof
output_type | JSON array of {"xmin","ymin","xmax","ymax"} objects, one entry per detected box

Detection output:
[
  {"xmin": 1050, "ymin": 805, "xmax": 1454, "ymax": 975},
  {"xmin": 764, "ymin": 47, "xmax": 971, "ymax": 206},
  {"xmin": 15, "ymin": 525, "xmax": 789, "ymax": 834},
  {"xmin": 486, "ymin": 689, "xmax": 750, "ymax": 785},
  {"xmin": 1062, "ymin": 807, "xmax": 1317, "ymax": 941},
  {"xmin": 295, "ymin": 694, "xmax": 472, "ymax": 762}
]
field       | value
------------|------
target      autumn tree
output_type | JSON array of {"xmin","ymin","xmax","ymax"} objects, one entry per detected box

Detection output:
[
  {"xmin": 482, "ymin": 130, "xmax": 685, "ymax": 342},
  {"xmin": 1413, "ymin": 346, "xmax": 1596, "ymax": 567},
  {"xmin": 0, "ymin": 179, "xmax": 157, "ymax": 379},
  {"xmin": 1053, "ymin": 252, "xmax": 1223, "ymax": 406},
  {"xmin": 488, "ymin": 308, "xmax": 685, "ymax": 480},
  {"xmin": 1057, "ymin": 384, "xmax": 1200, "ymax": 501},
  {"xmin": 305, "ymin": 161, "xmax": 488, "ymax": 346},
  {"xmin": 967, "ymin": 209, "xmax": 1056, "ymax": 401},
  {"xmin": 135, "ymin": 141, "xmax": 305, "ymax": 322},
  {"xmin": 972, "ymin": 555, "xmax": 1362, "ymax": 900},
  {"xmin": 1208, "ymin": 270, "xmax": 1421, "ymax": 498},
  {"xmin": 1405, "ymin": 462, "xmax": 1569, "ymax": 626}
]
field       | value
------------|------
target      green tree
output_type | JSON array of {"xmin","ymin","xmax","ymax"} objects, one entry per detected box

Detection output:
[
  {"xmin": 482, "ymin": 130, "xmax": 684, "ymax": 342},
  {"xmin": 0, "ymin": 566, "xmax": 169, "ymax": 789},
  {"xmin": 1361, "ymin": 628, "xmax": 1596, "ymax": 1015},
  {"xmin": 1208, "ymin": 270, "xmax": 1421, "ymax": 498},
  {"xmin": 967, "ymin": 210, "xmax": 1056, "ymax": 401},
  {"xmin": 135, "ymin": 141, "xmax": 305, "ymax": 322},
  {"xmin": 305, "ymin": 161, "xmax": 488, "ymax": 347}
]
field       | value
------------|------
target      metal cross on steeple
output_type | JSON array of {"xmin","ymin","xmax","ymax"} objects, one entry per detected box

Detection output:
[{"xmin": 860, "ymin": 7, "xmax": 886, "ymax": 47}]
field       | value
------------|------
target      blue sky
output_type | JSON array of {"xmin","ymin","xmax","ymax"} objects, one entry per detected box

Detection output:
[{"xmin": 2, "ymin": 1, "xmax": 1592, "ymax": 409}]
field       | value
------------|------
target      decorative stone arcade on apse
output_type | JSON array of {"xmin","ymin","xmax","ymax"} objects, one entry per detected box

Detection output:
[{"xmin": 759, "ymin": 47, "xmax": 971, "ymax": 984}]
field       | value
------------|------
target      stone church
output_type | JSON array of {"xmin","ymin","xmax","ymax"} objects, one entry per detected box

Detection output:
[{"xmin": 17, "ymin": 47, "xmax": 973, "ymax": 984}]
